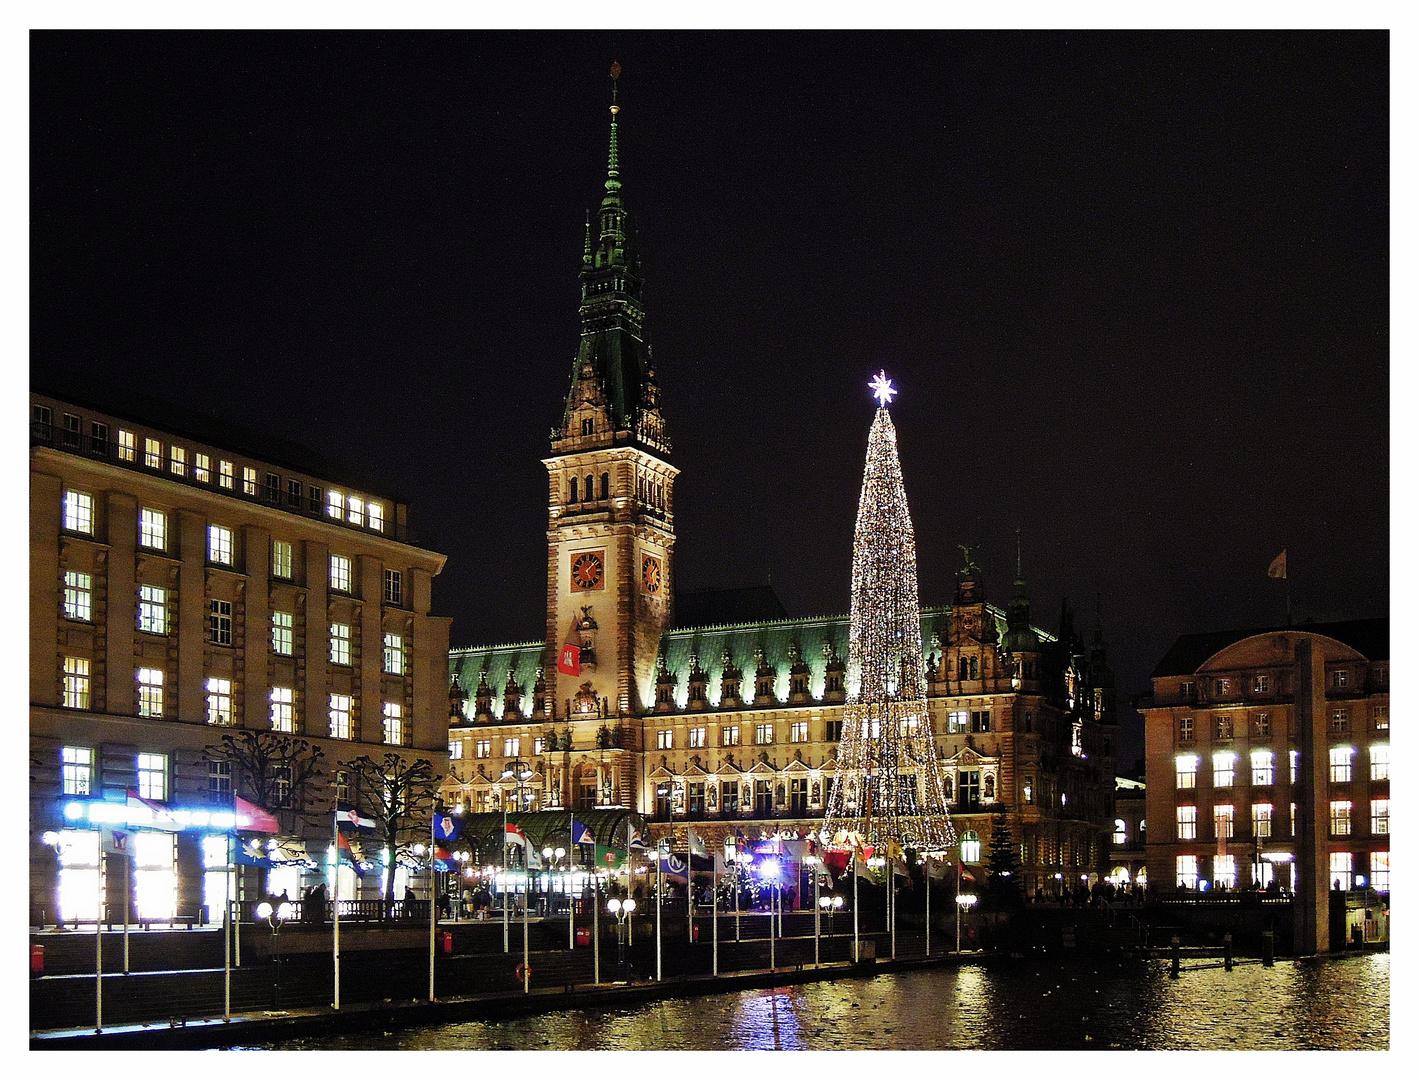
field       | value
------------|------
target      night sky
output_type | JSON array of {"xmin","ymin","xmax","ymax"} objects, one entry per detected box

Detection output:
[{"xmin": 30, "ymin": 32, "xmax": 1390, "ymax": 768}]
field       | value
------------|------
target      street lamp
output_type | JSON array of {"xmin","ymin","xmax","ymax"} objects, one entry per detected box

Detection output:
[
  {"xmin": 955, "ymin": 892, "xmax": 978, "ymax": 953},
  {"xmin": 607, "ymin": 896, "xmax": 636, "ymax": 982},
  {"xmin": 254, "ymin": 900, "xmax": 294, "ymax": 1009},
  {"xmin": 500, "ymin": 758, "xmax": 534, "ymax": 955},
  {"xmin": 804, "ymin": 854, "xmax": 822, "ymax": 965}
]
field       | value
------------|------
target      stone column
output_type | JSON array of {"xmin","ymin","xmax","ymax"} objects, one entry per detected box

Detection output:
[{"xmin": 1293, "ymin": 637, "xmax": 1329, "ymax": 954}]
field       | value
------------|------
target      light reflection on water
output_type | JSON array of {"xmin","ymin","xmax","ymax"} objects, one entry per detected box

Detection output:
[{"xmin": 252, "ymin": 953, "xmax": 1388, "ymax": 1051}]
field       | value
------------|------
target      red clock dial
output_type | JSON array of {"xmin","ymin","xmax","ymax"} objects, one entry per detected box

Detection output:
[
  {"xmin": 642, "ymin": 554, "xmax": 662, "ymax": 594},
  {"xmin": 571, "ymin": 551, "xmax": 604, "ymax": 591}
]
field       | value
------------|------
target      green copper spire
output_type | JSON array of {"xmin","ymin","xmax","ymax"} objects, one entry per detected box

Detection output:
[{"xmin": 553, "ymin": 62, "xmax": 670, "ymax": 459}]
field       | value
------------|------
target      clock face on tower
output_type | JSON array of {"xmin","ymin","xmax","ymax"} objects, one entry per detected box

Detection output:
[
  {"xmin": 570, "ymin": 551, "xmax": 605, "ymax": 591},
  {"xmin": 642, "ymin": 554, "xmax": 662, "ymax": 595}
]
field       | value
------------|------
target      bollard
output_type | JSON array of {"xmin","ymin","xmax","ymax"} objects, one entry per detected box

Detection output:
[
  {"xmin": 1262, "ymin": 931, "xmax": 1274, "ymax": 967},
  {"xmin": 1170, "ymin": 935, "xmax": 1181, "ymax": 978},
  {"xmin": 1223, "ymin": 933, "xmax": 1233, "ymax": 972}
]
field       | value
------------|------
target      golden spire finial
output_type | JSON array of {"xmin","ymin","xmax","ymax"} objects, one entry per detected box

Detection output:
[{"xmin": 610, "ymin": 60, "xmax": 621, "ymax": 114}]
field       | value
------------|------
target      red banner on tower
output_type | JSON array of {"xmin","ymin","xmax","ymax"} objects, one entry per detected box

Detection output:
[{"xmin": 557, "ymin": 642, "xmax": 581, "ymax": 676}]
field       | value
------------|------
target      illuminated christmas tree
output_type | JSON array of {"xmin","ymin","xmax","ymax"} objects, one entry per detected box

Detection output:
[{"xmin": 822, "ymin": 373, "xmax": 957, "ymax": 855}]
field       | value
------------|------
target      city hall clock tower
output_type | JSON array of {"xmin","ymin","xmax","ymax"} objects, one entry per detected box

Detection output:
[{"xmin": 544, "ymin": 66, "xmax": 677, "ymax": 719}]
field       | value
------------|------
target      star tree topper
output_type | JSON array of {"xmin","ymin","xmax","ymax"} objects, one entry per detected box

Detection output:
[{"xmin": 869, "ymin": 370, "xmax": 897, "ymax": 407}]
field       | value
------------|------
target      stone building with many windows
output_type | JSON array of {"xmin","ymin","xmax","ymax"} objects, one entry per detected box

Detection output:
[
  {"xmin": 30, "ymin": 391, "xmax": 450, "ymax": 925},
  {"xmin": 442, "ymin": 80, "xmax": 1120, "ymax": 897},
  {"xmin": 1138, "ymin": 619, "xmax": 1388, "ymax": 896}
]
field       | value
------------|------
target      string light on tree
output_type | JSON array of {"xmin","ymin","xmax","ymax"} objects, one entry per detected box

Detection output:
[{"xmin": 821, "ymin": 373, "xmax": 956, "ymax": 855}]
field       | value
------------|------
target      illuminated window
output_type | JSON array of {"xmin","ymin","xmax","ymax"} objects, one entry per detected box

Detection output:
[
  {"xmin": 272, "ymin": 540, "xmax": 293, "ymax": 579},
  {"xmin": 62, "ymin": 657, "xmax": 91, "ymax": 709},
  {"xmin": 63, "ymin": 571, "xmax": 92, "ymax": 621},
  {"xmin": 960, "ymin": 831, "xmax": 981, "ymax": 863},
  {"xmin": 1329, "ymin": 801, "xmax": 1352, "ymax": 836},
  {"xmin": 209, "ymin": 760, "xmax": 232, "ymax": 799},
  {"xmin": 790, "ymin": 721, "xmax": 809, "ymax": 743},
  {"xmin": 948, "ymin": 710, "xmax": 970, "ymax": 733},
  {"xmin": 1212, "ymin": 752, "xmax": 1236, "ymax": 788},
  {"xmin": 1371, "ymin": 798, "xmax": 1389, "ymax": 835},
  {"xmin": 117, "ymin": 429, "xmax": 136, "ymax": 462},
  {"xmin": 384, "ymin": 569, "xmax": 402, "ymax": 604},
  {"xmin": 533, "ymin": 737, "xmax": 546, "ymax": 755},
  {"xmin": 328, "ymin": 694, "xmax": 351, "ymax": 739},
  {"xmin": 334, "ymin": 770, "xmax": 350, "ymax": 804},
  {"xmin": 330, "ymin": 554, "xmax": 352, "ymax": 592},
  {"xmin": 242, "ymin": 466, "xmax": 258, "ymax": 495},
  {"xmin": 383, "ymin": 702, "xmax": 402, "ymax": 745},
  {"xmin": 63, "ymin": 490, "xmax": 94, "ymax": 534},
  {"xmin": 270, "ymin": 686, "xmax": 294, "ymax": 733},
  {"xmin": 209, "ymin": 599, "xmax": 232, "ymax": 646},
  {"xmin": 368, "ymin": 502, "xmax": 384, "ymax": 532},
  {"xmin": 1212, "ymin": 854, "xmax": 1236, "ymax": 889},
  {"xmin": 330, "ymin": 623, "xmax": 351, "ymax": 665},
  {"xmin": 133, "ymin": 831, "xmax": 177, "ymax": 921},
  {"xmin": 1252, "ymin": 803, "xmax": 1273, "ymax": 838},
  {"xmin": 327, "ymin": 490, "xmax": 344, "ymax": 519},
  {"xmin": 194, "ymin": 453, "xmax": 211, "ymax": 482},
  {"xmin": 271, "ymin": 611, "xmax": 293, "ymax": 655},
  {"xmin": 475, "ymin": 740, "xmax": 491, "ymax": 759},
  {"xmin": 1370, "ymin": 745, "xmax": 1388, "ymax": 781},
  {"xmin": 1251, "ymin": 749, "xmax": 1274, "ymax": 786},
  {"xmin": 1373, "ymin": 705, "xmax": 1388, "ymax": 731},
  {"xmin": 1290, "ymin": 750, "xmax": 1299, "ymax": 784},
  {"xmin": 347, "ymin": 495, "xmax": 364, "ymax": 527},
  {"xmin": 1371, "ymin": 852, "xmax": 1390, "ymax": 891},
  {"xmin": 1178, "ymin": 716, "xmax": 1194, "ymax": 742},
  {"xmin": 1176, "ymin": 854, "xmax": 1198, "ymax": 889},
  {"xmin": 138, "ymin": 585, "xmax": 167, "ymax": 635},
  {"xmin": 1252, "ymin": 675, "xmax": 1270, "ymax": 694},
  {"xmin": 61, "ymin": 746, "xmax": 93, "ymax": 796},
  {"xmin": 1113, "ymin": 818, "xmax": 1126, "ymax": 845},
  {"xmin": 136, "ymin": 753, "xmax": 167, "ymax": 801},
  {"xmin": 1176, "ymin": 805, "xmax": 1197, "ymax": 840},
  {"xmin": 218, "ymin": 460, "xmax": 233, "ymax": 489},
  {"xmin": 1329, "ymin": 851, "xmax": 1353, "ymax": 891},
  {"xmin": 208, "ymin": 524, "xmax": 234, "ymax": 565},
  {"xmin": 205, "ymin": 677, "xmax": 233, "ymax": 725},
  {"xmin": 1331, "ymin": 708, "xmax": 1349, "ymax": 733},
  {"xmin": 721, "ymin": 725, "xmax": 740, "ymax": 746},
  {"xmin": 1253, "ymin": 712, "xmax": 1270, "ymax": 737},
  {"xmin": 1213, "ymin": 804, "xmax": 1234, "ymax": 839},
  {"xmin": 688, "ymin": 726, "xmax": 707, "ymax": 748},
  {"xmin": 657, "ymin": 729, "xmax": 673, "ymax": 750},
  {"xmin": 1328, "ymin": 746, "xmax": 1353, "ymax": 783},
  {"xmin": 448, "ymin": 740, "xmax": 464, "ymax": 760},
  {"xmin": 755, "ymin": 723, "xmax": 774, "ymax": 745},
  {"xmin": 1175, "ymin": 755, "xmax": 1198, "ymax": 790},
  {"xmin": 144, "ymin": 437, "xmax": 162, "ymax": 469},
  {"xmin": 139, "ymin": 507, "xmax": 166, "ymax": 550},
  {"xmin": 383, "ymin": 633, "xmax": 404, "ymax": 674},
  {"xmin": 135, "ymin": 667, "xmax": 162, "ymax": 715},
  {"xmin": 503, "ymin": 737, "xmax": 520, "ymax": 757},
  {"xmin": 1216, "ymin": 678, "xmax": 1231, "ymax": 696},
  {"xmin": 1332, "ymin": 669, "xmax": 1348, "ymax": 689},
  {"xmin": 169, "ymin": 446, "xmax": 186, "ymax": 477}
]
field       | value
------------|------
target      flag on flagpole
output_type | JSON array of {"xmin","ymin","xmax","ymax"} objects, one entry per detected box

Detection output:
[
  {"xmin": 336, "ymin": 803, "xmax": 378, "ymax": 831},
  {"xmin": 1268, "ymin": 550, "xmax": 1287, "ymax": 580},
  {"xmin": 595, "ymin": 844, "xmax": 625, "ymax": 870},
  {"xmin": 687, "ymin": 829, "xmax": 714, "ymax": 870},
  {"xmin": 505, "ymin": 823, "xmax": 543, "ymax": 869},
  {"xmin": 434, "ymin": 846, "xmax": 453, "ymax": 871},
  {"xmin": 557, "ymin": 640, "xmax": 581, "ymax": 676},
  {"xmin": 658, "ymin": 853, "xmax": 689, "ymax": 881},
  {"xmin": 100, "ymin": 826, "xmax": 130, "ymax": 855},
  {"xmin": 432, "ymin": 811, "xmax": 463, "ymax": 843},
  {"xmin": 627, "ymin": 823, "xmax": 646, "ymax": 850},
  {"xmin": 234, "ymin": 796, "xmax": 281, "ymax": 834},
  {"xmin": 334, "ymin": 831, "xmax": 365, "ymax": 874},
  {"xmin": 571, "ymin": 818, "xmax": 596, "ymax": 847},
  {"xmin": 959, "ymin": 861, "xmax": 976, "ymax": 884}
]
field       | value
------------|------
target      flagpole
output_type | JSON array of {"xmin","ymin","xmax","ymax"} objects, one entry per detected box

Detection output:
[
  {"xmin": 224, "ymin": 831, "xmax": 231, "ymax": 1021},
  {"xmin": 924, "ymin": 854, "xmax": 931, "ymax": 958},
  {"xmin": 890, "ymin": 860, "xmax": 897, "ymax": 960},
  {"xmin": 568, "ymin": 813, "xmax": 575, "ymax": 952},
  {"xmin": 95, "ymin": 843, "xmax": 103, "ymax": 1034},
  {"xmin": 712, "ymin": 860, "xmax": 719, "ymax": 976},
  {"xmin": 428, "ymin": 811, "xmax": 437, "ymax": 1002},
  {"xmin": 813, "ymin": 860, "xmax": 820, "ymax": 967},
  {"xmin": 522, "ymin": 849, "xmax": 530, "ymax": 994},
  {"xmin": 508, "ymin": 800, "xmax": 513, "ymax": 953},
  {"xmin": 332, "ymin": 811, "xmax": 340, "ymax": 1010},
  {"xmin": 655, "ymin": 855, "xmax": 662, "ymax": 982},
  {"xmin": 852, "ymin": 848, "xmax": 860, "ymax": 963},
  {"xmin": 955, "ymin": 860, "xmax": 962, "ymax": 953},
  {"xmin": 593, "ymin": 870, "xmax": 601, "ymax": 984},
  {"xmin": 123, "ymin": 842, "xmax": 130, "ymax": 973}
]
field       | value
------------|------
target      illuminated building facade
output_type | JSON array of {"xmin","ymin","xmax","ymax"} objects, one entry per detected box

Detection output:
[
  {"xmin": 1139, "ymin": 620, "xmax": 1389, "ymax": 896},
  {"xmin": 30, "ymin": 392, "xmax": 450, "ymax": 924},
  {"xmin": 443, "ymin": 81, "xmax": 1120, "ymax": 897}
]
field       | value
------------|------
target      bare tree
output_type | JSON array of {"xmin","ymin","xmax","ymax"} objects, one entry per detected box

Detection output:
[
  {"xmin": 203, "ymin": 731, "xmax": 325, "ymax": 828},
  {"xmin": 339, "ymin": 752, "xmax": 439, "ymax": 917}
]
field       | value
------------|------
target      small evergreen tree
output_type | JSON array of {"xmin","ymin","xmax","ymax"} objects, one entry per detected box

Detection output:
[{"xmin": 985, "ymin": 813, "xmax": 1024, "ymax": 910}]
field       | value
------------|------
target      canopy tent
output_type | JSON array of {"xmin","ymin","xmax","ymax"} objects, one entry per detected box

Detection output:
[{"xmin": 449, "ymin": 809, "xmax": 646, "ymax": 862}]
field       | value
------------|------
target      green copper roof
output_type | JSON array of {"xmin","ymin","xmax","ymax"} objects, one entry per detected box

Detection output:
[{"xmin": 450, "ymin": 641, "xmax": 545, "ymax": 720}]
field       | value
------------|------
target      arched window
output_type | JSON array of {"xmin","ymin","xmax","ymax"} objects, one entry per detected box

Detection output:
[
  {"xmin": 958, "ymin": 657, "xmax": 968, "ymax": 680},
  {"xmin": 581, "ymin": 418, "xmax": 594, "ymax": 437},
  {"xmin": 584, "ymin": 474, "xmax": 594, "ymax": 501},
  {"xmin": 1113, "ymin": 818, "xmax": 1127, "ymax": 845},
  {"xmin": 969, "ymin": 656, "xmax": 979, "ymax": 679},
  {"xmin": 984, "ymin": 773, "xmax": 996, "ymax": 800},
  {"xmin": 601, "ymin": 472, "xmax": 610, "ymax": 499},
  {"xmin": 961, "ymin": 831, "xmax": 981, "ymax": 863},
  {"xmin": 569, "ymin": 477, "xmax": 578, "ymax": 503}
]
